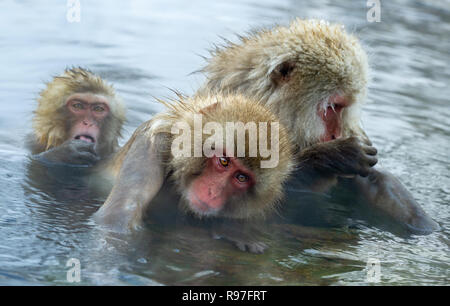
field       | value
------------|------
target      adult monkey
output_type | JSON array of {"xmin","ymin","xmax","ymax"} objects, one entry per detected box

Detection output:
[
  {"xmin": 199, "ymin": 19, "xmax": 439, "ymax": 233},
  {"xmin": 95, "ymin": 94, "xmax": 294, "ymax": 253},
  {"xmin": 29, "ymin": 67, "xmax": 126, "ymax": 166}
]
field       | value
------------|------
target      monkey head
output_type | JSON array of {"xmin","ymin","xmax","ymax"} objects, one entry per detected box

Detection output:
[
  {"xmin": 33, "ymin": 67, "xmax": 126, "ymax": 158},
  {"xmin": 202, "ymin": 18, "xmax": 369, "ymax": 149},
  {"xmin": 154, "ymin": 94, "xmax": 294, "ymax": 220}
]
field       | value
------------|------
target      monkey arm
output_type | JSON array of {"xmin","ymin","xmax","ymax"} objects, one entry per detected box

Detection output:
[
  {"xmin": 294, "ymin": 137, "xmax": 438, "ymax": 234},
  {"xmin": 348, "ymin": 168, "xmax": 440, "ymax": 234},
  {"xmin": 94, "ymin": 133, "xmax": 166, "ymax": 232},
  {"xmin": 294, "ymin": 136, "xmax": 378, "ymax": 192}
]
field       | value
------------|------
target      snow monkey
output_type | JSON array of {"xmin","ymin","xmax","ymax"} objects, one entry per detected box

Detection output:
[
  {"xmin": 199, "ymin": 18, "xmax": 439, "ymax": 233},
  {"xmin": 95, "ymin": 94, "xmax": 294, "ymax": 253},
  {"xmin": 29, "ymin": 67, "xmax": 126, "ymax": 166}
]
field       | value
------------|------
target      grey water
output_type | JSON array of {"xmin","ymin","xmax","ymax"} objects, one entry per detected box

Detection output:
[{"xmin": 0, "ymin": 0, "xmax": 448, "ymax": 285}]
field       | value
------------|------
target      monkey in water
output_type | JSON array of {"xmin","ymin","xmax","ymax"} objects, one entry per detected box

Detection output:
[
  {"xmin": 198, "ymin": 18, "xmax": 439, "ymax": 234},
  {"xmin": 95, "ymin": 94, "xmax": 294, "ymax": 253},
  {"xmin": 28, "ymin": 67, "xmax": 126, "ymax": 166}
]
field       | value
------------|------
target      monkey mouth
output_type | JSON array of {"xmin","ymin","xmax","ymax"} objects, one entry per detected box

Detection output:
[
  {"xmin": 318, "ymin": 95, "xmax": 348, "ymax": 142},
  {"xmin": 187, "ymin": 191, "xmax": 220, "ymax": 217},
  {"xmin": 74, "ymin": 134, "xmax": 96, "ymax": 143}
]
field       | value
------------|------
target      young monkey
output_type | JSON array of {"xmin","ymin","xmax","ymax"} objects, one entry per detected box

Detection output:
[
  {"xmin": 95, "ymin": 94, "xmax": 294, "ymax": 253},
  {"xmin": 29, "ymin": 67, "xmax": 126, "ymax": 166}
]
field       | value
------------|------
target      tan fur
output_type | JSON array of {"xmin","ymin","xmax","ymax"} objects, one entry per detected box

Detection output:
[
  {"xmin": 199, "ymin": 18, "xmax": 369, "ymax": 149},
  {"xmin": 32, "ymin": 67, "xmax": 126, "ymax": 156},
  {"xmin": 110, "ymin": 94, "xmax": 294, "ymax": 219}
]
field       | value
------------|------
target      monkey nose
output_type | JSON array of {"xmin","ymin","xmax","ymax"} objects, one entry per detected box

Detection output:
[{"xmin": 82, "ymin": 120, "xmax": 94, "ymax": 126}]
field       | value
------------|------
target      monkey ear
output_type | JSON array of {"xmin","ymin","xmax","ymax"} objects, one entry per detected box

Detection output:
[
  {"xmin": 270, "ymin": 61, "xmax": 296, "ymax": 86},
  {"xmin": 199, "ymin": 102, "xmax": 219, "ymax": 115}
]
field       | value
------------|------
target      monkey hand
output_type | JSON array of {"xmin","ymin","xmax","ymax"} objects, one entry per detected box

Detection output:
[
  {"xmin": 211, "ymin": 221, "xmax": 268, "ymax": 254},
  {"xmin": 300, "ymin": 136, "xmax": 378, "ymax": 178},
  {"xmin": 94, "ymin": 200, "xmax": 146, "ymax": 233},
  {"xmin": 33, "ymin": 139, "xmax": 100, "ymax": 166},
  {"xmin": 331, "ymin": 136, "xmax": 378, "ymax": 177}
]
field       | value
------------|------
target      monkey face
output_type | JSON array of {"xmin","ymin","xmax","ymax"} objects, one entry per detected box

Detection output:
[
  {"xmin": 33, "ymin": 67, "xmax": 126, "ymax": 156},
  {"xmin": 317, "ymin": 93, "xmax": 350, "ymax": 142},
  {"xmin": 269, "ymin": 56, "xmax": 363, "ymax": 147},
  {"xmin": 176, "ymin": 152, "xmax": 291, "ymax": 220},
  {"xmin": 185, "ymin": 156, "xmax": 255, "ymax": 217},
  {"xmin": 66, "ymin": 93, "xmax": 110, "ymax": 146}
]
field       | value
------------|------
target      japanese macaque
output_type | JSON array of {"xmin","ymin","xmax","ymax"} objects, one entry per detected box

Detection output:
[
  {"xmin": 95, "ymin": 94, "xmax": 294, "ymax": 253},
  {"xmin": 198, "ymin": 18, "xmax": 439, "ymax": 234},
  {"xmin": 29, "ymin": 67, "xmax": 126, "ymax": 166}
]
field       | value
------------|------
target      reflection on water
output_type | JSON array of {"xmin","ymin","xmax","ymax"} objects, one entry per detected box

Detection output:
[{"xmin": 0, "ymin": 0, "xmax": 448, "ymax": 285}]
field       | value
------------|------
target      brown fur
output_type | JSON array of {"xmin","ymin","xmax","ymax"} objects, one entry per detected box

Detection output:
[
  {"xmin": 32, "ymin": 67, "xmax": 126, "ymax": 157},
  {"xmin": 106, "ymin": 93, "xmax": 294, "ymax": 220},
  {"xmin": 199, "ymin": 18, "xmax": 369, "ymax": 149},
  {"xmin": 197, "ymin": 19, "xmax": 440, "ymax": 235}
]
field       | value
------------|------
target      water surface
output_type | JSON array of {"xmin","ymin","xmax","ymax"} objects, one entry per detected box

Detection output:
[{"xmin": 0, "ymin": 0, "xmax": 448, "ymax": 285}]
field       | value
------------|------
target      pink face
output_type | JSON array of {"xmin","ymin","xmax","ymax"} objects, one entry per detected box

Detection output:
[
  {"xmin": 317, "ymin": 94, "xmax": 349, "ymax": 142},
  {"xmin": 188, "ymin": 156, "xmax": 255, "ymax": 216},
  {"xmin": 66, "ymin": 93, "xmax": 110, "ymax": 144}
]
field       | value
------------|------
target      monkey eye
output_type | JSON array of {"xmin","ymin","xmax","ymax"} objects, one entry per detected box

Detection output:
[
  {"xmin": 72, "ymin": 102, "xmax": 84, "ymax": 110},
  {"xmin": 235, "ymin": 173, "xmax": 249, "ymax": 183},
  {"xmin": 92, "ymin": 105, "xmax": 105, "ymax": 112},
  {"xmin": 218, "ymin": 157, "xmax": 230, "ymax": 167}
]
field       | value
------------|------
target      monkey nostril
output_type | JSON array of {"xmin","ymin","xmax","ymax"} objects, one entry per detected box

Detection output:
[{"xmin": 82, "ymin": 120, "xmax": 95, "ymax": 127}]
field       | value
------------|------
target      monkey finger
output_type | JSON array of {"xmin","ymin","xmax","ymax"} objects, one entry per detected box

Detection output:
[
  {"xmin": 363, "ymin": 145, "xmax": 377, "ymax": 156},
  {"xmin": 234, "ymin": 241, "xmax": 248, "ymax": 252},
  {"xmin": 248, "ymin": 242, "xmax": 268, "ymax": 254},
  {"xmin": 365, "ymin": 155, "xmax": 378, "ymax": 167},
  {"xmin": 345, "ymin": 135, "xmax": 359, "ymax": 144},
  {"xmin": 361, "ymin": 137, "xmax": 372, "ymax": 146}
]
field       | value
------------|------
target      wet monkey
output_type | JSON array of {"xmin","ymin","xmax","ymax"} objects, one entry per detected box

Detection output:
[
  {"xmin": 29, "ymin": 67, "xmax": 126, "ymax": 166},
  {"xmin": 199, "ymin": 19, "xmax": 439, "ymax": 233},
  {"xmin": 95, "ymin": 94, "xmax": 294, "ymax": 253}
]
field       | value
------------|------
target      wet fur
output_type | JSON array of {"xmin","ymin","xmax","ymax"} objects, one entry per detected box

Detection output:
[
  {"xmin": 199, "ymin": 18, "xmax": 369, "ymax": 149},
  {"xmin": 31, "ymin": 67, "xmax": 126, "ymax": 158}
]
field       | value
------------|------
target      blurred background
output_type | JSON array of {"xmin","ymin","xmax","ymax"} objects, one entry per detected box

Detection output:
[{"xmin": 0, "ymin": 0, "xmax": 448, "ymax": 285}]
